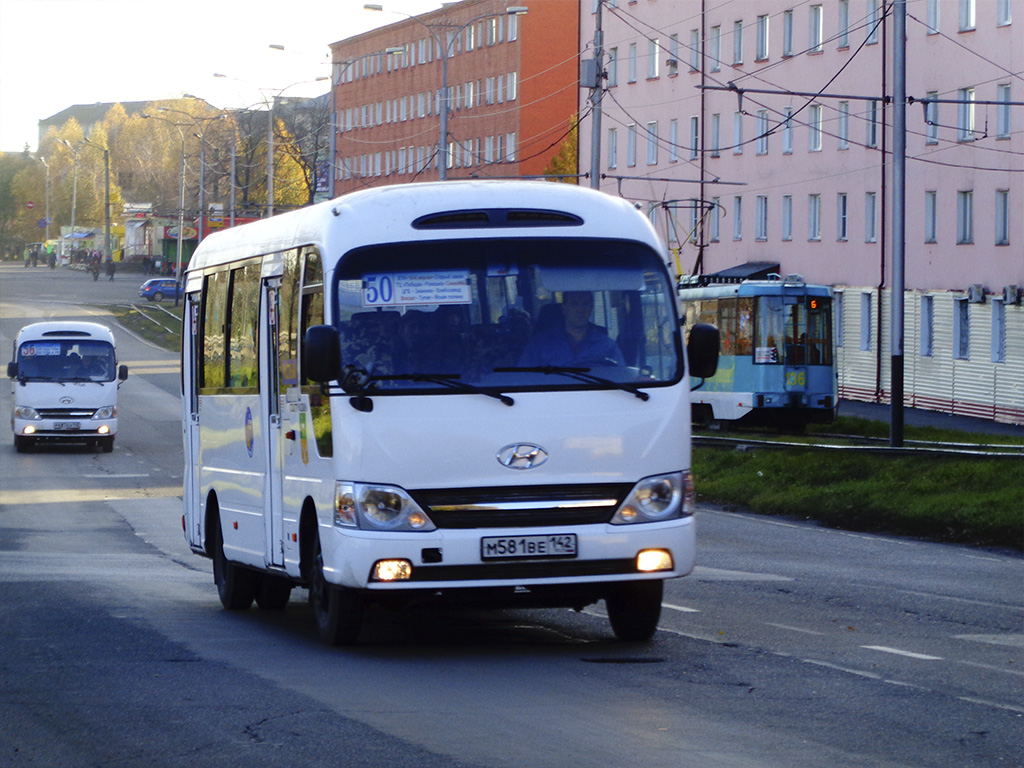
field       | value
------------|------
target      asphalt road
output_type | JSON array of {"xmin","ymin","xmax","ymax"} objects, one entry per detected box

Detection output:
[{"xmin": 1, "ymin": 264, "xmax": 1022, "ymax": 768}]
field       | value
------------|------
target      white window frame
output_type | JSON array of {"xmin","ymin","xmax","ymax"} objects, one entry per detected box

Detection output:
[
  {"xmin": 669, "ymin": 119, "xmax": 679, "ymax": 163},
  {"xmin": 782, "ymin": 107, "xmax": 794, "ymax": 154},
  {"xmin": 781, "ymin": 195, "xmax": 793, "ymax": 241},
  {"xmin": 646, "ymin": 121, "xmax": 659, "ymax": 165},
  {"xmin": 756, "ymin": 110, "xmax": 769, "ymax": 155},
  {"xmin": 995, "ymin": 190, "xmax": 1010, "ymax": 246},
  {"xmin": 860, "ymin": 292, "xmax": 872, "ymax": 352},
  {"xmin": 711, "ymin": 113, "xmax": 721, "ymax": 157},
  {"xmin": 865, "ymin": 192, "xmax": 877, "ymax": 243},
  {"xmin": 920, "ymin": 295, "xmax": 934, "ymax": 357},
  {"xmin": 810, "ymin": 5, "xmax": 824, "ymax": 52},
  {"xmin": 627, "ymin": 123, "xmax": 637, "ymax": 167},
  {"xmin": 808, "ymin": 194, "xmax": 821, "ymax": 241},
  {"xmin": 733, "ymin": 20, "xmax": 744, "ymax": 65},
  {"xmin": 866, "ymin": 0, "xmax": 880, "ymax": 44},
  {"xmin": 957, "ymin": 88, "xmax": 975, "ymax": 141},
  {"xmin": 996, "ymin": 84, "xmax": 1011, "ymax": 139},
  {"xmin": 648, "ymin": 38, "xmax": 660, "ymax": 79},
  {"xmin": 809, "ymin": 104, "xmax": 823, "ymax": 151},
  {"xmin": 607, "ymin": 48, "xmax": 619, "ymax": 87},
  {"xmin": 957, "ymin": 190, "xmax": 973, "ymax": 244},
  {"xmin": 959, "ymin": 0, "xmax": 975, "ymax": 31},
  {"xmin": 838, "ymin": 101, "xmax": 850, "ymax": 149},
  {"xmin": 992, "ymin": 300, "xmax": 1006, "ymax": 363},
  {"xmin": 997, "ymin": 0, "xmax": 1012, "ymax": 25},
  {"xmin": 756, "ymin": 15, "xmax": 769, "ymax": 60},
  {"xmin": 782, "ymin": 10, "xmax": 794, "ymax": 57},
  {"xmin": 688, "ymin": 116, "xmax": 698, "ymax": 160},
  {"xmin": 733, "ymin": 196, "xmax": 743, "ymax": 241},
  {"xmin": 837, "ymin": 193, "xmax": 848, "ymax": 241},
  {"xmin": 926, "ymin": 0, "xmax": 940, "ymax": 33},
  {"xmin": 866, "ymin": 100, "xmax": 879, "ymax": 147},
  {"xmin": 755, "ymin": 195, "xmax": 768, "ymax": 241},
  {"xmin": 710, "ymin": 197, "xmax": 721, "ymax": 242},
  {"xmin": 953, "ymin": 298, "xmax": 970, "ymax": 360},
  {"xmin": 628, "ymin": 43, "xmax": 638, "ymax": 83},
  {"xmin": 607, "ymin": 127, "xmax": 618, "ymax": 169},
  {"xmin": 710, "ymin": 26, "xmax": 722, "ymax": 71},
  {"xmin": 924, "ymin": 191, "xmax": 938, "ymax": 243},
  {"xmin": 689, "ymin": 29, "xmax": 701, "ymax": 72},
  {"xmin": 838, "ymin": 0, "xmax": 850, "ymax": 47},
  {"xmin": 733, "ymin": 111, "xmax": 744, "ymax": 155},
  {"xmin": 925, "ymin": 92, "xmax": 939, "ymax": 144}
]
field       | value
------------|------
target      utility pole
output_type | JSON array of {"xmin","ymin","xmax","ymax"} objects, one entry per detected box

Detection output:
[
  {"xmin": 890, "ymin": 0, "xmax": 906, "ymax": 446},
  {"xmin": 588, "ymin": 0, "xmax": 604, "ymax": 190}
]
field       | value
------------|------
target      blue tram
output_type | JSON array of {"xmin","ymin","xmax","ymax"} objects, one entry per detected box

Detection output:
[{"xmin": 679, "ymin": 274, "xmax": 837, "ymax": 429}]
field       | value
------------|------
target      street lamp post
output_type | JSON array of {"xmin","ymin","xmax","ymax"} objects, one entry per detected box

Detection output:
[{"xmin": 364, "ymin": 4, "xmax": 528, "ymax": 181}]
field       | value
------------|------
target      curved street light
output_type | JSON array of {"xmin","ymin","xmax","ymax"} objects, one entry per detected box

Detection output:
[{"xmin": 364, "ymin": 4, "xmax": 528, "ymax": 181}]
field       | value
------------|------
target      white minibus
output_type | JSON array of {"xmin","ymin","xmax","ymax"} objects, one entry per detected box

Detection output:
[
  {"xmin": 181, "ymin": 180, "xmax": 717, "ymax": 644},
  {"xmin": 8, "ymin": 321, "xmax": 128, "ymax": 452}
]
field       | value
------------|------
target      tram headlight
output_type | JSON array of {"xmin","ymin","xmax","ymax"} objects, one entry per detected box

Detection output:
[
  {"xmin": 612, "ymin": 471, "xmax": 692, "ymax": 524},
  {"xmin": 334, "ymin": 481, "xmax": 436, "ymax": 532}
]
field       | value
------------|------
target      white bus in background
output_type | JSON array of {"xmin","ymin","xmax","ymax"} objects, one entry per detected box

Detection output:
[{"xmin": 181, "ymin": 180, "xmax": 718, "ymax": 644}]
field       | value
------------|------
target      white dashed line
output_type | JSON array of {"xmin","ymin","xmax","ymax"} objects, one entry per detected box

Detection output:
[{"xmin": 861, "ymin": 645, "xmax": 943, "ymax": 661}]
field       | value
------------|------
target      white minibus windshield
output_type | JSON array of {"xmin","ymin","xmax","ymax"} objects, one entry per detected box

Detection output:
[
  {"xmin": 16, "ymin": 340, "xmax": 117, "ymax": 382},
  {"xmin": 332, "ymin": 237, "xmax": 682, "ymax": 394}
]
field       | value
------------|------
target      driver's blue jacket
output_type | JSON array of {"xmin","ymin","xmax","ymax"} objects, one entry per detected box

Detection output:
[{"xmin": 517, "ymin": 323, "xmax": 625, "ymax": 367}]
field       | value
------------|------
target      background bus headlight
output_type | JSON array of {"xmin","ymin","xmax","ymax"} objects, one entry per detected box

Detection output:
[
  {"xmin": 14, "ymin": 406, "xmax": 40, "ymax": 420},
  {"xmin": 334, "ymin": 481, "xmax": 436, "ymax": 532},
  {"xmin": 612, "ymin": 471, "xmax": 692, "ymax": 524}
]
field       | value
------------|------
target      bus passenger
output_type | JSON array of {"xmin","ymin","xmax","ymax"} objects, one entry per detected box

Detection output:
[{"xmin": 518, "ymin": 291, "xmax": 625, "ymax": 367}]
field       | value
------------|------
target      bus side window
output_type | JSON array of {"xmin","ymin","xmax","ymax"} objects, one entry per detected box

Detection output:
[{"xmin": 299, "ymin": 246, "xmax": 332, "ymax": 458}]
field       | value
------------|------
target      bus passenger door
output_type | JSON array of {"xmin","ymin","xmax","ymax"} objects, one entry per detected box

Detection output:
[
  {"xmin": 183, "ymin": 293, "xmax": 202, "ymax": 548},
  {"xmin": 262, "ymin": 279, "xmax": 286, "ymax": 567}
]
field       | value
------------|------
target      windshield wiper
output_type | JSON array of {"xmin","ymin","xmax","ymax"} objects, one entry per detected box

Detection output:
[
  {"xmin": 357, "ymin": 370, "xmax": 514, "ymax": 406},
  {"xmin": 495, "ymin": 366, "xmax": 650, "ymax": 401}
]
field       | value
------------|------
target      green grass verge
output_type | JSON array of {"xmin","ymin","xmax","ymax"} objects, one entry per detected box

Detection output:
[
  {"xmin": 106, "ymin": 303, "xmax": 183, "ymax": 352},
  {"xmin": 694, "ymin": 428, "xmax": 1023, "ymax": 551}
]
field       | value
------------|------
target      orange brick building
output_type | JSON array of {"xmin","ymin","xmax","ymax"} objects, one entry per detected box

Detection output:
[{"xmin": 329, "ymin": 0, "xmax": 579, "ymax": 195}]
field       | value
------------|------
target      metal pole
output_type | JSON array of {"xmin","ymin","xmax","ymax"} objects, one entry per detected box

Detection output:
[
  {"xmin": 589, "ymin": 0, "xmax": 603, "ymax": 190},
  {"xmin": 440, "ymin": 42, "xmax": 448, "ymax": 180},
  {"xmin": 198, "ymin": 140, "xmax": 206, "ymax": 242},
  {"xmin": 102, "ymin": 148, "xmax": 111, "ymax": 260},
  {"xmin": 175, "ymin": 137, "xmax": 186, "ymax": 307},
  {"xmin": 69, "ymin": 149, "xmax": 78, "ymax": 260},
  {"xmin": 890, "ymin": 0, "xmax": 906, "ymax": 446},
  {"xmin": 267, "ymin": 98, "xmax": 275, "ymax": 216},
  {"xmin": 230, "ymin": 136, "xmax": 237, "ymax": 227}
]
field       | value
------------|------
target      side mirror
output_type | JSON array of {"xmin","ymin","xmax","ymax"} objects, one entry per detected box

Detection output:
[
  {"xmin": 686, "ymin": 323, "xmax": 720, "ymax": 380},
  {"xmin": 303, "ymin": 325, "xmax": 341, "ymax": 383},
  {"xmin": 7, "ymin": 361, "xmax": 16, "ymax": 379},
  {"xmin": 118, "ymin": 365, "xmax": 129, "ymax": 382}
]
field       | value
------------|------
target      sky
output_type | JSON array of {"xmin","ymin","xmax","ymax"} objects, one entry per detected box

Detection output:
[{"xmin": 0, "ymin": 0, "xmax": 444, "ymax": 153}]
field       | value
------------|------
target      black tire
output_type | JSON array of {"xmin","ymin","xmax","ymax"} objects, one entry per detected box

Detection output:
[
  {"xmin": 606, "ymin": 580, "xmax": 664, "ymax": 642},
  {"xmin": 211, "ymin": 520, "xmax": 258, "ymax": 610},
  {"xmin": 255, "ymin": 574, "xmax": 293, "ymax": 610},
  {"xmin": 153, "ymin": 291, "xmax": 164, "ymax": 302},
  {"xmin": 14, "ymin": 435, "xmax": 33, "ymax": 453},
  {"xmin": 100, "ymin": 436, "xmax": 114, "ymax": 453},
  {"xmin": 309, "ymin": 535, "xmax": 364, "ymax": 645}
]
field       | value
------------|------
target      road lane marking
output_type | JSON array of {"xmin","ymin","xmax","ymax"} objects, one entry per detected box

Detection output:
[
  {"xmin": 765, "ymin": 622, "xmax": 826, "ymax": 636},
  {"xmin": 692, "ymin": 566, "xmax": 794, "ymax": 582},
  {"xmin": 662, "ymin": 602, "xmax": 700, "ymax": 613},
  {"xmin": 954, "ymin": 633, "xmax": 1024, "ymax": 648},
  {"xmin": 83, "ymin": 473, "xmax": 152, "ymax": 479},
  {"xmin": 861, "ymin": 645, "xmax": 943, "ymax": 661},
  {"xmin": 957, "ymin": 697, "xmax": 1024, "ymax": 715},
  {"xmin": 1, "ymin": 486, "xmax": 182, "ymax": 505}
]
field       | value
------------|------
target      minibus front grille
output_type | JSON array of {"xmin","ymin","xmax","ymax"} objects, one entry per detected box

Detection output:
[
  {"xmin": 411, "ymin": 484, "xmax": 632, "ymax": 529},
  {"xmin": 407, "ymin": 558, "xmax": 638, "ymax": 582},
  {"xmin": 36, "ymin": 407, "xmax": 96, "ymax": 419}
]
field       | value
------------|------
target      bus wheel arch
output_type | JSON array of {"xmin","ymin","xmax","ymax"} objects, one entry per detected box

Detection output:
[
  {"xmin": 300, "ymin": 499, "xmax": 365, "ymax": 645},
  {"xmin": 207, "ymin": 491, "xmax": 258, "ymax": 610}
]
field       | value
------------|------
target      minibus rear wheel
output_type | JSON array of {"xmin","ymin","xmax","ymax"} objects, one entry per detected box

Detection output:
[{"xmin": 212, "ymin": 516, "xmax": 258, "ymax": 610}]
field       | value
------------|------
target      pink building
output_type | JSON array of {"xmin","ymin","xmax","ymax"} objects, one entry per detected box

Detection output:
[{"xmin": 579, "ymin": 0, "xmax": 1022, "ymax": 424}]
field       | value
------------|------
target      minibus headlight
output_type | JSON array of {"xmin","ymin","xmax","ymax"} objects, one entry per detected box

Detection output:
[
  {"xmin": 334, "ymin": 481, "xmax": 436, "ymax": 532},
  {"xmin": 612, "ymin": 472, "xmax": 688, "ymax": 524},
  {"xmin": 92, "ymin": 406, "xmax": 116, "ymax": 420},
  {"xmin": 14, "ymin": 406, "xmax": 40, "ymax": 420}
]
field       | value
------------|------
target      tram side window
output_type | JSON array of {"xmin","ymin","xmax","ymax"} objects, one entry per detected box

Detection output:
[
  {"xmin": 807, "ymin": 297, "xmax": 833, "ymax": 365},
  {"xmin": 200, "ymin": 271, "xmax": 229, "ymax": 390},
  {"xmin": 755, "ymin": 296, "xmax": 784, "ymax": 364},
  {"xmin": 227, "ymin": 263, "xmax": 261, "ymax": 390}
]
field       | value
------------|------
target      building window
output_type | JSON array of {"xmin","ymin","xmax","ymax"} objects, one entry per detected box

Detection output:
[
  {"xmin": 926, "ymin": 0, "xmax": 940, "ymax": 32},
  {"xmin": 628, "ymin": 43, "xmax": 638, "ymax": 82},
  {"xmin": 506, "ymin": 133, "xmax": 516, "ymax": 162},
  {"xmin": 689, "ymin": 29, "xmax": 701, "ymax": 71},
  {"xmin": 733, "ymin": 20, "xmax": 744, "ymax": 64},
  {"xmin": 959, "ymin": 0, "xmax": 975, "ymax": 31},
  {"xmin": 997, "ymin": 84, "xmax": 1011, "ymax": 139},
  {"xmin": 992, "ymin": 300, "xmax": 1006, "ymax": 363},
  {"xmin": 648, "ymin": 38, "xmax": 660, "ymax": 79},
  {"xmin": 865, "ymin": 192, "xmax": 877, "ymax": 242},
  {"xmin": 709, "ymin": 197, "xmax": 721, "ymax": 242},
  {"xmin": 957, "ymin": 190, "xmax": 973, "ymax": 244},
  {"xmin": 711, "ymin": 113, "xmax": 721, "ymax": 157},
  {"xmin": 782, "ymin": 107, "xmax": 794, "ymax": 154},
  {"xmin": 688, "ymin": 116, "xmax": 699, "ymax": 160},
  {"xmin": 607, "ymin": 127, "xmax": 618, "ymax": 169},
  {"xmin": 835, "ymin": 291, "xmax": 844, "ymax": 347},
  {"xmin": 920, "ymin": 295, "xmax": 934, "ymax": 357},
  {"xmin": 866, "ymin": 100, "xmax": 879, "ymax": 147},
  {"xmin": 958, "ymin": 88, "xmax": 975, "ymax": 141},
  {"xmin": 627, "ymin": 124, "xmax": 637, "ymax": 167},
  {"xmin": 669, "ymin": 119, "xmax": 679, "ymax": 162},
  {"xmin": 756, "ymin": 110, "xmax": 769, "ymax": 155},
  {"xmin": 508, "ymin": 72, "xmax": 518, "ymax": 101},
  {"xmin": 733, "ymin": 112, "xmax": 744, "ymax": 154},
  {"xmin": 866, "ymin": 0, "xmax": 880, "ymax": 43},
  {"xmin": 953, "ymin": 299, "xmax": 970, "ymax": 360},
  {"xmin": 925, "ymin": 92, "xmax": 939, "ymax": 144},
  {"xmin": 755, "ymin": 196, "xmax": 768, "ymax": 241},
  {"xmin": 860, "ymin": 292, "xmax": 872, "ymax": 351},
  {"xmin": 733, "ymin": 196, "xmax": 743, "ymax": 241},
  {"xmin": 669, "ymin": 34, "xmax": 679, "ymax": 73},
  {"xmin": 995, "ymin": 190, "xmax": 1010, "ymax": 246},
  {"xmin": 756, "ymin": 15, "xmax": 769, "ymax": 60},
  {"xmin": 782, "ymin": 10, "xmax": 794, "ymax": 57},
  {"xmin": 837, "ymin": 193, "xmax": 848, "ymax": 241},
  {"xmin": 924, "ymin": 191, "xmax": 938, "ymax": 243},
  {"xmin": 838, "ymin": 101, "xmax": 850, "ymax": 149},
  {"xmin": 810, "ymin": 5, "xmax": 824, "ymax": 52},
  {"xmin": 781, "ymin": 194, "xmax": 793, "ymax": 241},
  {"xmin": 508, "ymin": 13, "xmax": 519, "ymax": 41},
  {"xmin": 646, "ymin": 121, "xmax": 659, "ymax": 165},
  {"xmin": 838, "ymin": 0, "xmax": 850, "ymax": 47},
  {"xmin": 808, "ymin": 194, "xmax": 821, "ymax": 241},
  {"xmin": 997, "ymin": 0, "xmax": 1012, "ymax": 25},
  {"xmin": 710, "ymin": 26, "xmax": 721, "ymax": 71},
  {"xmin": 809, "ymin": 104, "xmax": 823, "ymax": 151},
  {"xmin": 607, "ymin": 48, "xmax": 618, "ymax": 87}
]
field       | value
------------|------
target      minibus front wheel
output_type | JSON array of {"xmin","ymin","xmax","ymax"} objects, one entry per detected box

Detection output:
[
  {"xmin": 605, "ymin": 579, "xmax": 664, "ymax": 642},
  {"xmin": 309, "ymin": 534, "xmax": 365, "ymax": 645}
]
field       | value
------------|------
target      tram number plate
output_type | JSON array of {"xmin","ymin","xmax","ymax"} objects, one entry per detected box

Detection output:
[
  {"xmin": 53, "ymin": 422, "xmax": 80, "ymax": 431},
  {"xmin": 481, "ymin": 534, "xmax": 577, "ymax": 560}
]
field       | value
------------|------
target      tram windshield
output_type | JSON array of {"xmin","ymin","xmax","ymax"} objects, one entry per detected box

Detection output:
[
  {"xmin": 332, "ymin": 238, "xmax": 682, "ymax": 394},
  {"xmin": 755, "ymin": 296, "xmax": 832, "ymax": 365}
]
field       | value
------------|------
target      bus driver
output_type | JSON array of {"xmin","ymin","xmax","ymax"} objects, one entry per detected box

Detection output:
[{"xmin": 518, "ymin": 291, "xmax": 625, "ymax": 367}]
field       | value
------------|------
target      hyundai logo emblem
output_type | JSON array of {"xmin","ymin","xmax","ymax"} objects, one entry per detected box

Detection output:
[
  {"xmin": 497, "ymin": 443, "xmax": 549, "ymax": 470},
  {"xmin": 60, "ymin": 396, "xmax": 74, "ymax": 404}
]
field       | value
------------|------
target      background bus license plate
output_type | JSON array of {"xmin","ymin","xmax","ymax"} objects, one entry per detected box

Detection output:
[
  {"xmin": 53, "ymin": 422, "xmax": 80, "ymax": 430},
  {"xmin": 481, "ymin": 534, "xmax": 577, "ymax": 560}
]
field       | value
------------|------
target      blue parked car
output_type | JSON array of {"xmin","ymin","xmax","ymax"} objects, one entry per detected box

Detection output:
[{"xmin": 138, "ymin": 278, "xmax": 183, "ymax": 302}]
